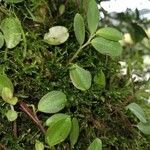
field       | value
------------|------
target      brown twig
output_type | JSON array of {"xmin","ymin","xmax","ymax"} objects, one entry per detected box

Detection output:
[
  {"xmin": 19, "ymin": 101, "xmax": 46, "ymax": 134},
  {"xmin": 13, "ymin": 121, "xmax": 17, "ymax": 138},
  {"xmin": 0, "ymin": 144, "xmax": 6, "ymax": 150},
  {"xmin": 111, "ymin": 95, "xmax": 134, "ymax": 115}
]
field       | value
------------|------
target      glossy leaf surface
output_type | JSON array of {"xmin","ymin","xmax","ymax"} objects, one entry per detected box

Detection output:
[
  {"xmin": 69, "ymin": 64, "xmax": 92, "ymax": 91},
  {"xmin": 38, "ymin": 91, "xmax": 67, "ymax": 113},
  {"xmin": 91, "ymin": 37, "xmax": 123, "ymax": 57}
]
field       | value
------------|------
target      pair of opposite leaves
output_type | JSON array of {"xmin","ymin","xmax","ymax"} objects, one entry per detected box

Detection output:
[
  {"xmin": 74, "ymin": 0, "xmax": 123, "ymax": 57},
  {"xmin": 44, "ymin": 114, "xmax": 79, "ymax": 148},
  {"xmin": 37, "ymin": 91, "xmax": 78, "ymax": 147},
  {"xmin": 44, "ymin": 2, "xmax": 123, "ymax": 57}
]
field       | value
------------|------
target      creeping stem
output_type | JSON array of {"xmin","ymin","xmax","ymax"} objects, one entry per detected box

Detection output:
[{"xmin": 68, "ymin": 34, "xmax": 95, "ymax": 64}]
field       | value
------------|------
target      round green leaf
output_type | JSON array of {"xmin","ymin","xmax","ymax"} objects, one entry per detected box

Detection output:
[
  {"xmin": 35, "ymin": 140, "xmax": 44, "ymax": 150},
  {"xmin": 96, "ymin": 27, "xmax": 123, "ymax": 41},
  {"xmin": 0, "ymin": 32, "xmax": 4, "ymax": 48},
  {"xmin": 6, "ymin": 109, "xmax": 18, "ymax": 122},
  {"xmin": 45, "ymin": 113, "xmax": 70, "ymax": 127},
  {"xmin": 38, "ymin": 91, "xmax": 67, "ymax": 113},
  {"xmin": 45, "ymin": 116, "xmax": 71, "ymax": 147},
  {"xmin": 126, "ymin": 102, "xmax": 147, "ymax": 123},
  {"xmin": 137, "ymin": 121, "xmax": 150, "ymax": 135},
  {"xmin": 91, "ymin": 37, "xmax": 123, "ymax": 57},
  {"xmin": 70, "ymin": 118, "xmax": 79, "ymax": 148},
  {"xmin": 87, "ymin": 0, "xmax": 99, "ymax": 34},
  {"xmin": 44, "ymin": 26, "xmax": 69, "ymax": 45},
  {"xmin": 87, "ymin": 138, "xmax": 102, "ymax": 150},
  {"xmin": 69, "ymin": 64, "xmax": 92, "ymax": 91},
  {"xmin": 0, "ymin": 74, "xmax": 14, "ymax": 96},
  {"xmin": 1, "ymin": 17, "xmax": 22, "ymax": 49},
  {"xmin": 2, "ymin": 87, "xmax": 13, "ymax": 102},
  {"xmin": 74, "ymin": 13, "xmax": 85, "ymax": 45},
  {"xmin": 94, "ymin": 70, "xmax": 106, "ymax": 88}
]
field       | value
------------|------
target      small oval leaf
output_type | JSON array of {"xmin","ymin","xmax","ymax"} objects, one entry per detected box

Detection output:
[
  {"xmin": 1, "ymin": 17, "xmax": 22, "ymax": 49},
  {"xmin": 94, "ymin": 70, "xmax": 106, "ymax": 88},
  {"xmin": 137, "ymin": 121, "xmax": 150, "ymax": 135},
  {"xmin": 74, "ymin": 13, "xmax": 85, "ymax": 45},
  {"xmin": 2, "ymin": 87, "xmax": 13, "ymax": 103},
  {"xmin": 87, "ymin": 138, "xmax": 102, "ymax": 150},
  {"xmin": 87, "ymin": 0, "xmax": 99, "ymax": 34},
  {"xmin": 69, "ymin": 64, "xmax": 92, "ymax": 91},
  {"xmin": 44, "ymin": 26, "xmax": 69, "ymax": 45},
  {"xmin": 6, "ymin": 109, "xmax": 18, "ymax": 122},
  {"xmin": 70, "ymin": 118, "xmax": 79, "ymax": 148},
  {"xmin": 96, "ymin": 27, "xmax": 123, "ymax": 41},
  {"xmin": 35, "ymin": 140, "xmax": 44, "ymax": 150},
  {"xmin": 0, "ymin": 74, "xmax": 14, "ymax": 96},
  {"xmin": 45, "ymin": 117, "xmax": 72, "ymax": 147},
  {"xmin": 0, "ymin": 32, "xmax": 4, "ymax": 48},
  {"xmin": 38, "ymin": 91, "xmax": 67, "ymax": 113},
  {"xmin": 59, "ymin": 4, "xmax": 65, "ymax": 15},
  {"xmin": 45, "ymin": 113, "xmax": 70, "ymax": 127},
  {"xmin": 126, "ymin": 102, "xmax": 147, "ymax": 123},
  {"xmin": 91, "ymin": 37, "xmax": 123, "ymax": 57}
]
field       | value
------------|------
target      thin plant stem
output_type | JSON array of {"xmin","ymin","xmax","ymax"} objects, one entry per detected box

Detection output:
[
  {"xmin": 4, "ymin": 47, "xmax": 8, "ymax": 61},
  {"xmin": 68, "ymin": 34, "xmax": 95, "ymax": 64}
]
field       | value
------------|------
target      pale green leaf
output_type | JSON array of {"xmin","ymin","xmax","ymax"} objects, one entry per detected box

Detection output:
[
  {"xmin": 74, "ymin": 13, "xmax": 85, "ymax": 45},
  {"xmin": 45, "ymin": 113, "xmax": 70, "ymax": 127},
  {"xmin": 0, "ymin": 74, "xmax": 14, "ymax": 96},
  {"xmin": 6, "ymin": 109, "xmax": 18, "ymax": 122},
  {"xmin": 137, "ymin": 121, "xmax": 150, "ymax": 135},
  {"xmin": 44, "ymin": 26, "xmax": 69, "ymax": 45},
  {"xmin": 91, "ymin": 37, "xmax": 123, "ymax": 57},
  {"xmin": 38, "ymin": 91, "xmax": 67, "ymax": 113},
  {"xmin": 2, "ymin": 87, "xmax": 13, "ymax": 103},
  {"xmin": 126, "ymin": 103, "xmax": 147, "ymax": 123},
  {"xmin": 87, "ymin": 138, "xmax": 102, "ymax": 150},
  {"xmin": 9, "ymin": 97, "xmax": 18, "ymax": 105},
  {"xmin": 1, "ymin": 17, "xmax": 22, "ymax": 49},
  {"xmin": 70, "ymin": 118, "xmax": 79, "ymax": 148},
  {"xmin": 94, "ymin": 70, "xmax": 106, "ymax": 88},
  {"xmin": 3, "ymin": 96, "xmax": 18, "ymax": 105},
  {"xmin": 69, "ymin": 64, "xmax": 92, "ymax": 91},
  {"xmin": 96, "ymin": 27, "xmax": 123, "ymax": 41},
  {"xmin": 59, "ymin": 4, "xmax": 65, "ymax": 15},
  {"xmin": 35, "ymin": 140, "xmax": 44, "ymax": 150},
  {"xmin": 45, "ymin": 117, "xmax": 71, "ymax": 147},
  {"xmin": 87, "ymin": 0, "xmax": 99, "ymax": 34},
  {"xmin": 0, "ymin": 32, "xmax": 4, "ymax": 48}
]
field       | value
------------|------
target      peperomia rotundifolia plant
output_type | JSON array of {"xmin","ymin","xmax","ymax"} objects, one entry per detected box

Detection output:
[{"xmin": 1, "ymin": 0, "xmax": 149, "ymax": 149}]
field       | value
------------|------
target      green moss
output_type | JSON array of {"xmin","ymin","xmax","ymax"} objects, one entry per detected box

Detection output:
[{"xmin": 0, "ymin": 1, "xmax": 149, "ymax": 149}]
